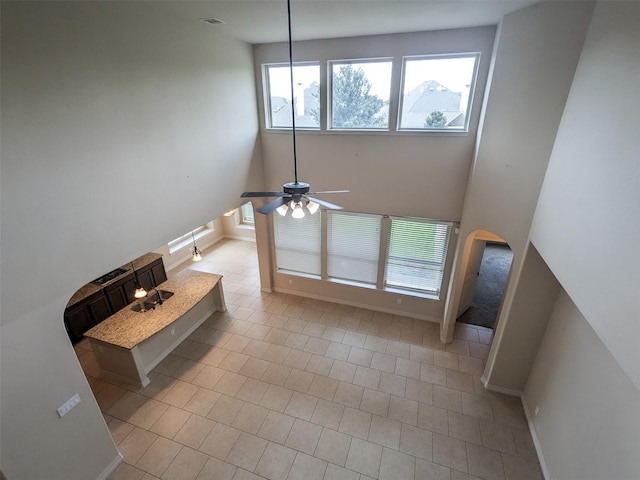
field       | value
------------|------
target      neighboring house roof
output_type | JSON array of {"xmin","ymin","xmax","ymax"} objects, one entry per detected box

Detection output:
[
  {"xmin": 401, "ymin": 80, "xmax": 465, "ymax": 128},
  {"xmin": 270, "ymin": 86, "xmax": 320, "ymax": 128}
]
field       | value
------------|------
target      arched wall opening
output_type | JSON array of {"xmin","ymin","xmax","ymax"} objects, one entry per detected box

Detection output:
[{"xmin": 442, "ymin": 229, "xmax": 515, "ymax": 354}]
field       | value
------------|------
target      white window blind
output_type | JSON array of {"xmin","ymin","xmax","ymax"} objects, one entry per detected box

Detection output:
[
  {"xmin": 327, "ymin": 212, "xmax": 382, "ymax": 284},
  {"xmin": 385, "ymin": 218, "xmax": 450, "ymax": 295},
  {"xmin": 274, "ymin": 212, "xmax": 321, "ymax": 276}
]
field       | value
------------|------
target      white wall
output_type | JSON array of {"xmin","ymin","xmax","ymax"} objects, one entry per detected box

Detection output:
[
  {"xmin": 251, "ymin": 27, "xmax": 495, "ymax": 319},
  {"xmin": 442, "ymin": 1, "xmax": 594, "ymax": 347},
  {"xmin": 0, "ymin": 2, "xmax": 261, "ymax": 478},
  {"xmin": 524, "ymin": 290, "xmax": 640, "ymax": 480},
  {"xmin": 254, "ymin": 26, "xmax": 496, "ymax": 220},
  {"xmin": 530, "ymin": 1, "xmax": 640, "ymax": 390}
]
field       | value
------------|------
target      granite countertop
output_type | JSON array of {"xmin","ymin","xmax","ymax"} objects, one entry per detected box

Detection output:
[
  {"xmin": 84, "ymin": 269, "xmax": 222, "ymax": 350},
  {"xmin": 66, "ymin": 252, "xmax": 163, "ymax": 307}
]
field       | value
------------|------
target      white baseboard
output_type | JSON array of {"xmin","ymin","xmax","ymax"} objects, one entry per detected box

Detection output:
[
  {"xmin": 521, "ymin": 395, "xmax": 551, "ymax": 480},
  {"xmin": 481, "ymin": 375, "xmax": 523, "ymax": 397},
  {"xmin": 223, "ymin": 234, "xmax": 256, "ymax": 242},
  {"xmin": 97, "ymin": 453, "xmax": 123, "ymax": 480}
]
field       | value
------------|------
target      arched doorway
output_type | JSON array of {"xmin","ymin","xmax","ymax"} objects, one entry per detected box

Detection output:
[{"xmin": 456, "ymin": 230, "xmax": 513, "ymax": 330}]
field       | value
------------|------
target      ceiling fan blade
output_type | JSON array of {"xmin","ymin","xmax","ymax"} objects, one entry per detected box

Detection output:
[
  {"xmin": 306, "ymin": 195, "xmax": 344, "ymax": 210},
  {"xmin": 241, "ymin": 191, "xmax": 285, "ymax": 198},
  {"xmin": 256, "ymin": 196, "xmax": 290, "ymax": 215},
  {"xmin": 308, "ymin": 190, "xmax": 350, "ymax": 195}
]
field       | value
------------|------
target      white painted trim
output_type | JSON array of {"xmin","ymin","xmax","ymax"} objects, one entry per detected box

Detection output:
[
  {"xmin": 223, "ymin": 234, "xmax": 256, "ymax": 242},
  {"xmin": 481, "ymin": 374, "xmax": 523, "ymax": 397},
  {"xmin": 96, "ymin": 453, "xmax": 123, "ymax": 480},
  {"xmin": 521, "ymin": 395, "xmax": 551, "ymax": 480},
  {"xmin": 274, "ymin": 286, "xmax": 442, "ymax": 324}
]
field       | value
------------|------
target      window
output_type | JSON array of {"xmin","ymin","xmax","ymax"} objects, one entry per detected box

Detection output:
[
  {"xmin": 384, "ymin": 218, "xmax": 450, "ymax": 295},
  {"xmin": 273, "ymin": 210, "xmax": 452, "ymax": 299},
  {"xmin": 274, "ymin": 212, "xmax": 321, "ymax": 276},
  {"xmin": 264, "ymin": 63, "xmax": 320, "ymax": 129},
  {"xmin": 168, "ymin": 225, "xmax": 210, "ymax": 254},
  {"xmin": 327, "ymin": 212, "xmax": 382, "ymax": 285},
  {"xmin": 330, "ymin": 59, "xmax": 392, "ymax": 129},
  {"xmin": 241, "ymin": 202, "xmax": 254, "ymax": 225},
  {"xmin": 399, "ymin": 54, "xmax": 479, "ymax": 131}
]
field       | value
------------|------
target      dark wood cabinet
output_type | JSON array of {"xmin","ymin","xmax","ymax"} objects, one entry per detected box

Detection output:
[
  {"xmin": 65, "ymin": 255, "xmax": 167, "ymax": 345},
  {"xmin": 136, "ymin": 268, "xmax": 155, "ymax": 292},
  {"xmin": 64, "ymin": 291, "xmax": 112, "ymax": 344},
  {"xmin": 136, "ymin": 258, "xmax": 167, "ymax": 291},
  {"xmin": 64, "ymin": 304, "xmax": 94, "ymax": 345},
  {"xmin": 105, "ymin": 273, "xmax": 136, "ymax": 313},
  {"xmin": 86, "ymin": 292, "xmax": 112, "ymax": 324},
  {"xmin": 150, "ymin": 259, "xmax": 168, "ymax": 286}
]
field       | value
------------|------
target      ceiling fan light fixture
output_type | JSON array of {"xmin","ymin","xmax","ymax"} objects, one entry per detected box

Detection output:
[
  {"xmin": 239, "ymin": 0, "xmax": 348, "ymax": 216},
  {"xmin": 291, "ymin": 203, "xmax": 306, "ymax": 219},
  {"xmin": 307, "ymin": 200, "xmax": 320, "ymax": 215},
  {"xmin": 276, "ymin": 203, "xmax": 289, "ymax": 216}
]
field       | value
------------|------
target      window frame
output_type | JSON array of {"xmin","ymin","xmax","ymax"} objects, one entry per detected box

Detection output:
[
  {"xmin": 273, "ymin": 211, "xmax": 322, "ymax": 277},
  {"xmin": 272, "ymin": 210, "xmax": 453, "ymax": 300},
  {"xmin": 263, "ymin": 61, "xmax": 321, "ymax": 130},
  {"xmin": 240, "ymin": 202, "xmax": 255, "ymax": 225},
  {"xmin": 328, "ymin": 57, "xmax": 394, "ymax": 131},
  {"xmin": 167, "ymin": 225, "xmax": 212, "ymax": 254},
  {"xmin": 326, "ymin": 211, "xmax": 383, "ymax": 286},
  {"xmin": 383, "ymin": 217, "xmax": 452, "ymax": 296},
  {"xmin": 397, "ymin": 53, "xmax": 480, "ymax": 133}
]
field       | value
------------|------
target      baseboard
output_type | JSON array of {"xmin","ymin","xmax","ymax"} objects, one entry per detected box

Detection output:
[
  {"xmin": 521, "ymin": 395, "xmax": 551, "ymax": 480},
  {"xmin": 96, "ymin": 453, "xmax": 123, "ymax": 480},
  {"xmin": 481, "ymin": 375, "xmax": 523, "ymax": 398},
  {"xmin": 223, "ymin": 234, "xmax": 256, "ymax": 242}
]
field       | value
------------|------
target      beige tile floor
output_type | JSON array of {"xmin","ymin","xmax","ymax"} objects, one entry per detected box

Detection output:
[{"xmin": 76, "ymin": 239, "xmax": 542, "ymax": 480}]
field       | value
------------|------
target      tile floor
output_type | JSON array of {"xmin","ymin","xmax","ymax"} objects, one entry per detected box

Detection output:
[{"xmin": 75, "ymin": 239, "xmax": 542, "ymax": 480}]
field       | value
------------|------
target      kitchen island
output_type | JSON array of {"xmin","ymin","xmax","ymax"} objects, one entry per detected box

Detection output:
[{"xmin": 85, "ymin": 269, "xmax": 225, "ymax": 387}]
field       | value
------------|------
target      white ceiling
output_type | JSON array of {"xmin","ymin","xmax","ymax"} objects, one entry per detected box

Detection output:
[{"xmin": 155, "ymin": 0, "xmax": 540, "ymax": 44}]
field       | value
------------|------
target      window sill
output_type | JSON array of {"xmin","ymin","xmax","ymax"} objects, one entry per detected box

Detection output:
[
  {"xmin": 168, "ymin": 229, "xmax": 213, "ymax": 255},
  {"xmin": 280, "ymin": 272, "xmax": 441, "ymax": 301},
  {"xmin": 264, "ymin": 128, "xmax": 470, "ymax": 137}
]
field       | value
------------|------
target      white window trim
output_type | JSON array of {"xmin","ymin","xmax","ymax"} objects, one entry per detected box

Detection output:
[
  {"xmin": 273, "ymin": 210, "xmax": 454, "ymax": 300},
  {"xmin": 328, "ymin": 57, "xmax": 394, "ymax": 131},
  {"xmin": 263, "ymin": 61, "xmax": 321, "ymax": 130},
  {"xmin": 168, "ymin": 225, "xmax": 212, "ymax": 254},
  {"xmin": 397, "ymin": 52, "xmax": 481, "ymax": 133}
]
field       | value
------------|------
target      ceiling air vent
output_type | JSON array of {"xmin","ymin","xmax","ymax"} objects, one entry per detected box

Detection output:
[{"xmin": 201, "ymin": 18, "xmax": 225, "ymax": 26}]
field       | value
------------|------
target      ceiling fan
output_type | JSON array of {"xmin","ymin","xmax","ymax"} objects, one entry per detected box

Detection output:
[{"xmin": 241, "ymin": 0, "xmax": 348, "ymax": 219}]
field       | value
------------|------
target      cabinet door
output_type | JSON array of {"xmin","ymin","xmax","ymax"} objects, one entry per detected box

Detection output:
[
  {"xmin": 64, "ymin": 306, "xmax": 93, "ymax": 344},
  {"xmin": 136, "ymin": 268, "xmax": 154, "ymax": 292},
  {"xmin": 86, "ymin": 292, "xmax": 113, "ymax": 325},
  {"xmin": 151, "ymin": 259, "xmax": 167, "ymax": 286},
  {"xmin": 106, "ymin": 285, "xmax": 129, "ymax": 313},
  {"xmin": 105, "ymin": 273, "xmax": 136, "ymax": 312}
]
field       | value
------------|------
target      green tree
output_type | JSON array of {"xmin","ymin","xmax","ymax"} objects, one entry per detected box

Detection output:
[
  {"xmin": 424, "ymin": 111, "xmax": 448, "ymax": 128},
  {"xmin": 332, "ymin": 65, "xmax": 385, "ymax": 128}
]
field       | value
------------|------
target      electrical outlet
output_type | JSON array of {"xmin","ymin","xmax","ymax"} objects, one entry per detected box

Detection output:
[
  {"xmin": 534, "ymin": 405, "xmax": 540, "ymax": 416},
  {"xmin": 170, "ymin": 328, "xmax": 175, "ymax": 336},
  {"xmin": 396, "ymin": 298, "xmax": 402, "ymax": 305},
  {"xmin": 289, "ymin": 279, "xmax": 293, "ymax": 285},
  {"xmin": 57, "ymin": 393, "xmax": 81, "ymax": 418}
]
